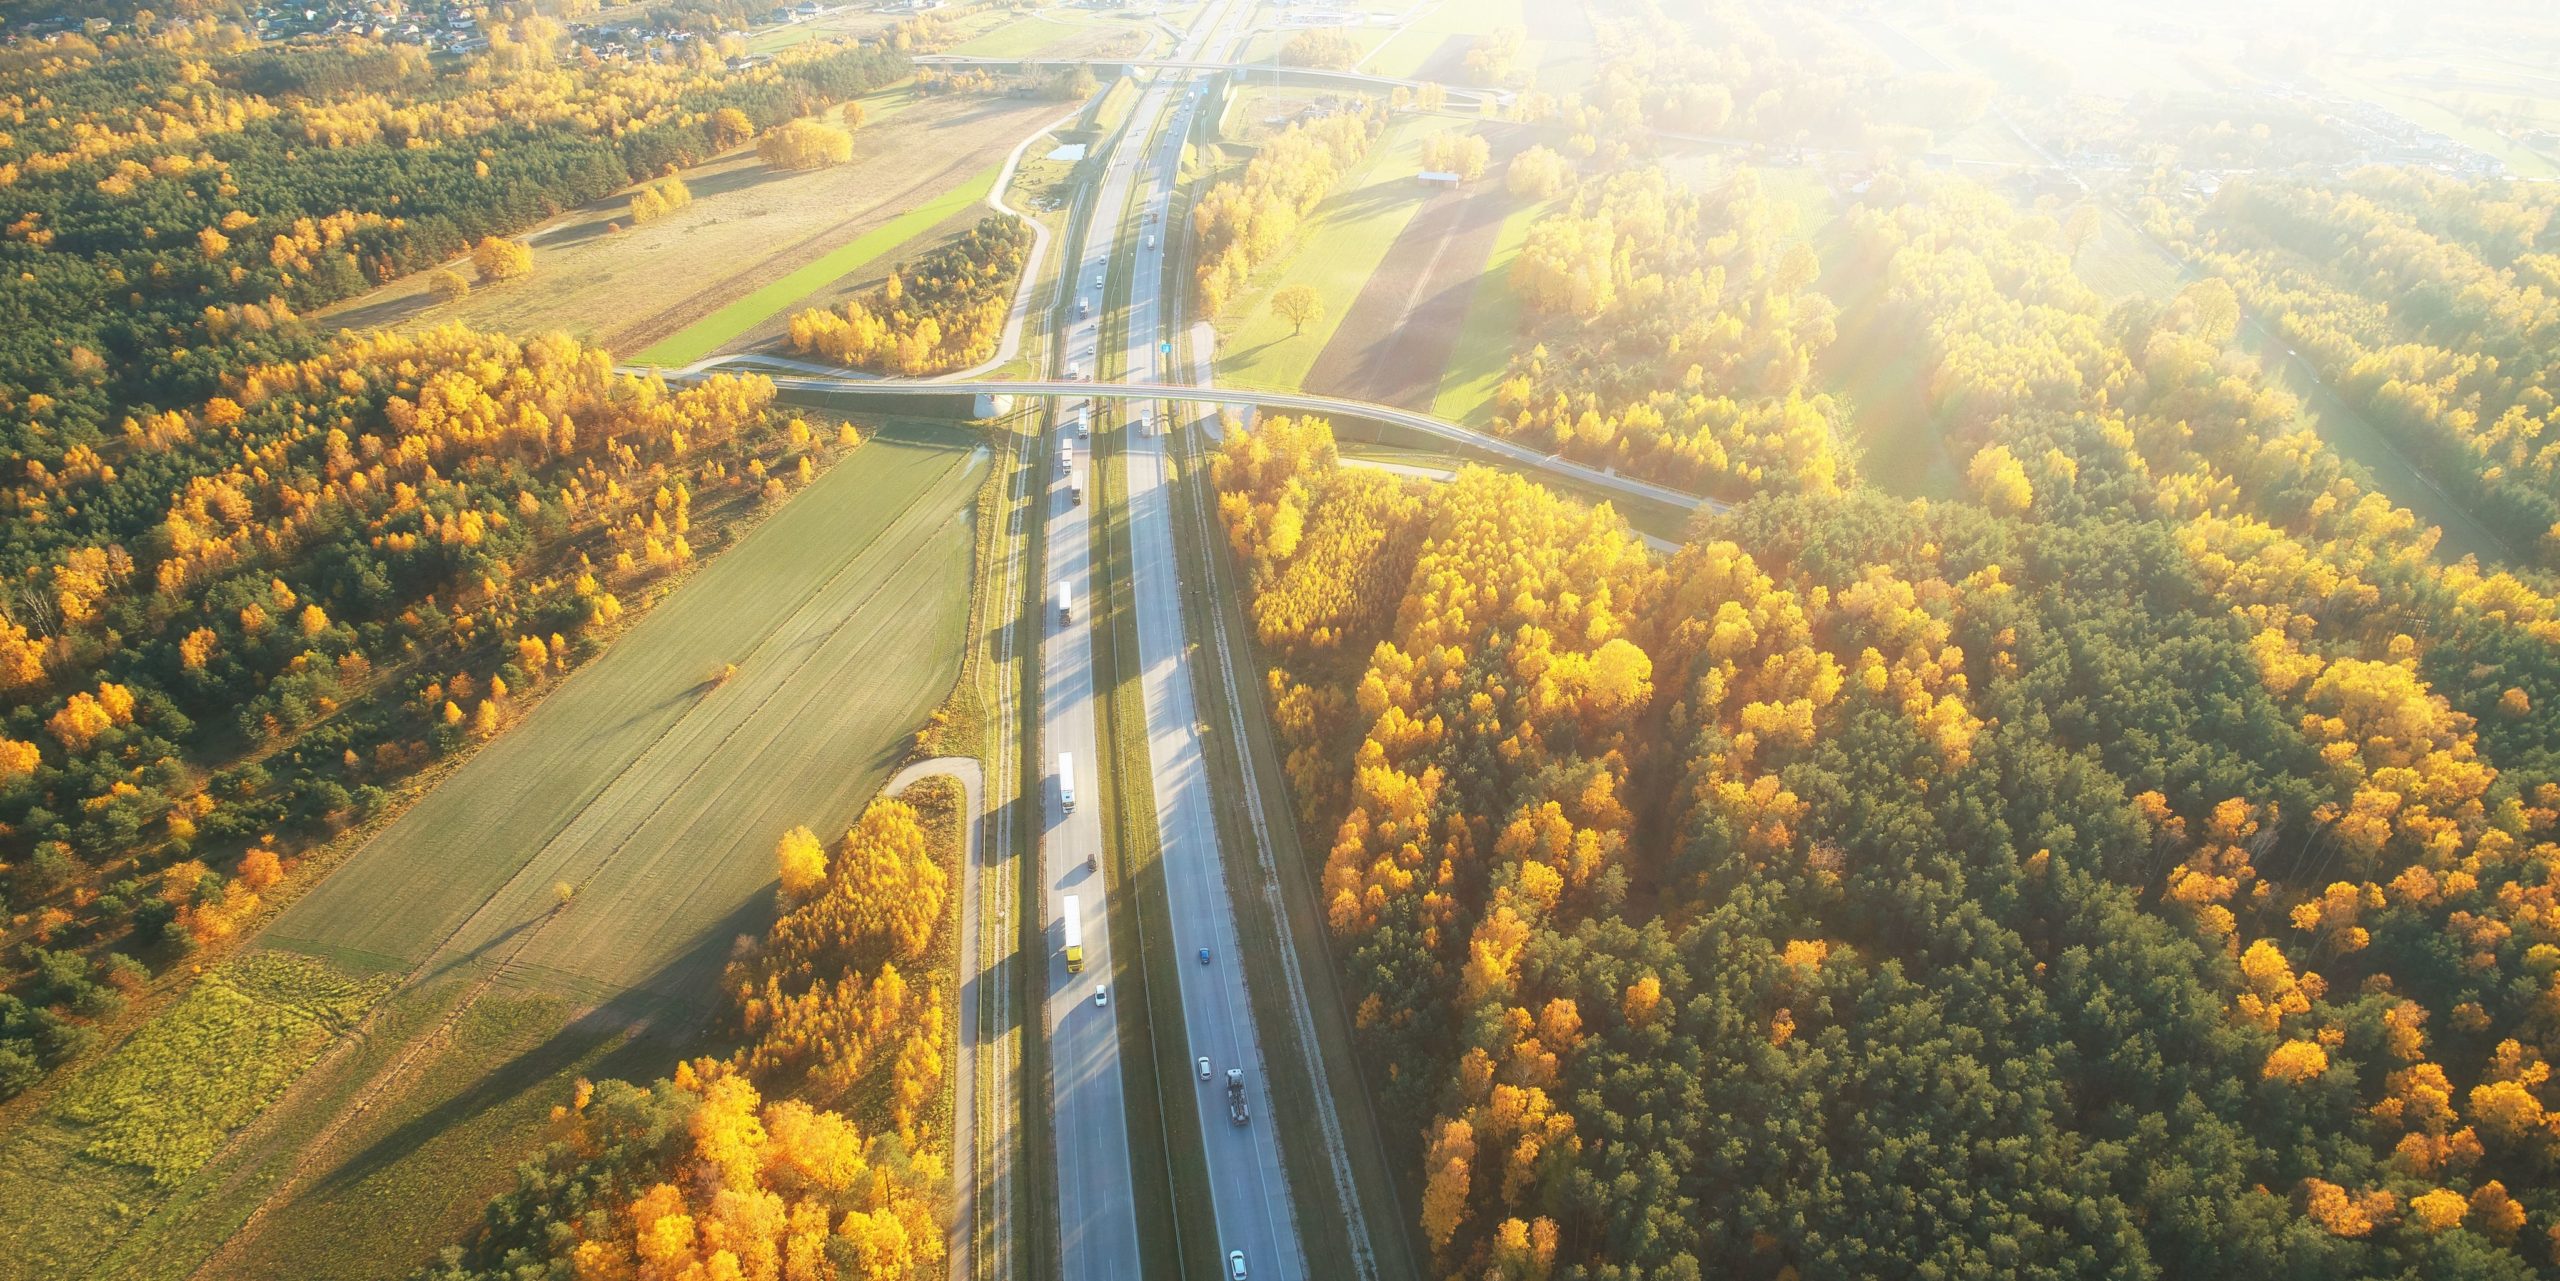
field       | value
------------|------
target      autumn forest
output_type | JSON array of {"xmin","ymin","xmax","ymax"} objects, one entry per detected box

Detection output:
[{"xmin": 9, "ymin": 0, "xmax": 2560, "ymax": 1278}]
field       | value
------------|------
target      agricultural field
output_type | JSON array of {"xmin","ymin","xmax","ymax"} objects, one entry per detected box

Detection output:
[
  {"xmin": 1214, "ymin": 113, "xmax": 1469, "ymax": 393},
  {"xmin": 1427, "ymin": 191, "xmax": 1549, "ymax": 424},
  {"xmin": 950, "ymin": 8, "xmax": 1142, "ymax": 60},
  {"xmin": 321, "ymin": 89, "xmax": 1054, "ymax": 363},
  {"xmin": 1365, "ymin": 0, "xmax": 1526, "ymax": 80},
  {"xmin": 634, "ymin": 160, "xmax": 1007, "ymax": 367},
  {"xmin": 744, "ymin": 6, "xmax": 901, "ymax": 55},
  {"xmin": 1303, "ymin": 123, "xmax": 1533, "ymax": 411},
  {"xmin": 0, "ymin": 428, "xmax": 988, "ymax": 1281}
]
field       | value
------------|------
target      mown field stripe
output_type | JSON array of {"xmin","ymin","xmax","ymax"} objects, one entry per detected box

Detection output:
[
  {"xmin": 1428, "ymin": 193, "xmax": 1548, "ymax": 425},
  {"xmin": 633, "ymin": 163, "xmax": 1005, "ymax": 368}
]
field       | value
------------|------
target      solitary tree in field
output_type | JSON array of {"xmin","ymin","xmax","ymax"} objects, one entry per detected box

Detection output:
[
  {"xmin": 471, "ymin": 236, "xmax": 533, "ymax": 285},
  {"xmin": 1273, "ymin": 285, "xmax": 1325, "ymax": 336},
  {"xmin": 428, "ymin": 268, "xmax": 471, "ymax": 304},
  {"xmin": 2065, "ymin": 204, "xmax": 2102, "ymax": 262}
]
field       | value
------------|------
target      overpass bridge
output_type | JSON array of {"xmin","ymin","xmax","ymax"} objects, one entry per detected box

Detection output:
[
  {"xmin": 912, "ymin": 53, "xmax": 1510, "ymax": 109},
  {"xmin": 629, "ymin": 358, "xmax": 1716, "ymax": 517}
]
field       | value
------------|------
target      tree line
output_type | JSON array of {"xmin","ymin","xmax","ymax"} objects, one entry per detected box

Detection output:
[
  {"xmin": 788, "ymin": 216, "xmax": 1033, "ymax": 376},
  {"xmin": 1193, "ymin": 107, "xmax": 1384, "ymax": 317},
  {"xmin": 0, "ymin": 24, "xmax": 909, "ymax": 465},
  {"xmin": 0, "ymin": 324, "xmax": 848, "ymax": 1099},
  {"xmin": 416, "ymin": 779, "xmax": 965, "ymax": 1281}
]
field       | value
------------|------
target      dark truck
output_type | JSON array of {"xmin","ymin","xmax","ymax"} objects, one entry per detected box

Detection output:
[{"xmin": 1226, "ymin": 1068, "xmax": 1249, "ymax": 1126}]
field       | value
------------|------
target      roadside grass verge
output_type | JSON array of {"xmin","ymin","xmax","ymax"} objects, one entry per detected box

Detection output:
[
  {"xmin": 1087, "ymin": 77, "xmax": 1143, "ymax": 144},
  {"xmin": 633, "ymin": 163, "xmax": 1003, "ymax": 366},
  {"xmin": 1010, "ymin": 401, "xmax": 1060, "ymax": 1281},
  {"xmin": 1215, "ymin": 113, "xmax": 1465, "ymax": 391}
]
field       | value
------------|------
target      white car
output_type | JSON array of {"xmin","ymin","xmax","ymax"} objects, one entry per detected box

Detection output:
[
  {"xmin": 1094, "ymin": 985, "xmax": 1109, "ymax": 1007},
  {"xmin": 1197, "ymin": 1056, "xmax": 1211, "ymax": 1080},
  {"xmin": 1228, "ymin": 1251, "xmax": 1247, "ymax": 1280}
]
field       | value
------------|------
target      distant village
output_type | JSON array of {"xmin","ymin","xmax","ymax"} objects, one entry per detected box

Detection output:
[{"xmin": 0, "ymin": 0, "xmax": 944, "ymax": 58}]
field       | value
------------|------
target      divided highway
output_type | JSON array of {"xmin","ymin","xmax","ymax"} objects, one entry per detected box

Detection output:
[
  {"xmin": 1039, "ymin": 2, "xmax": 1273, "ymax": 1279},
  {"xmin": 1097, "ymin": 3, "xmax": 1312, "ymax": 1277}
]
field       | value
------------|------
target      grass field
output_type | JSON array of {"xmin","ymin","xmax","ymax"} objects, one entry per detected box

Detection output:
[
  {"xmin": 1429, "ymin": 192, "xmax": 1549, "ymax": 424},
  {"xmin": 1216, "ymin": 114, "xmax": 1466, "ymax": 391},
  {"xmin": 319, "ymin": 90, "xmax": 1046, "ymax": 363},
  {"xmin": 1366, "ymin": 0, "xmax": 1525, "ymax": 79},
  {"xmin": 0, "ymin": 427, "xmax": 989, "ymax": 1281},
  {"xmin": 2072, "ymin": 206, "xmax": 2187, "ymax": 303},
  {"xmin": 271, "ymin": 429, "xmax": 983, "ymax": 985},
  {"xmin": 633, "ymin": 162, "xmax": 1005, "ymax": 367},
  {"xmin": 953, "ymin": 12, "xmax": 1096, "ymax": 59}
]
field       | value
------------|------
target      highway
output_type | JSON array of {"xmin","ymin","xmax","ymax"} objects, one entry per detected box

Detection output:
[
  {"xmin": 1040, "ymin": 4, "xmax": 1267, "ymax": 1279},
  {"xmin": 1092, "ymin": 2, "xmax": 1313, "ymax": 1277},
  {"xmin": 1038, "ymin": 378, "xmax": 1138, "ymax": 1281}
]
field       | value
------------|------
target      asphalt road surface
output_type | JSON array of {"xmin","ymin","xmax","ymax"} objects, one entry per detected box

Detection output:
[
  {"xmin": 1039, "ymin": 6, "xmax": 1255, "ymax": 1279},
  {"xmin": 1043, "ymin": 388, "xmax": 1136, "ymax": 1281},
  {"xmin": 1101, "ymin": 3, "xmax": 1310, "ymax": 1278}
]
